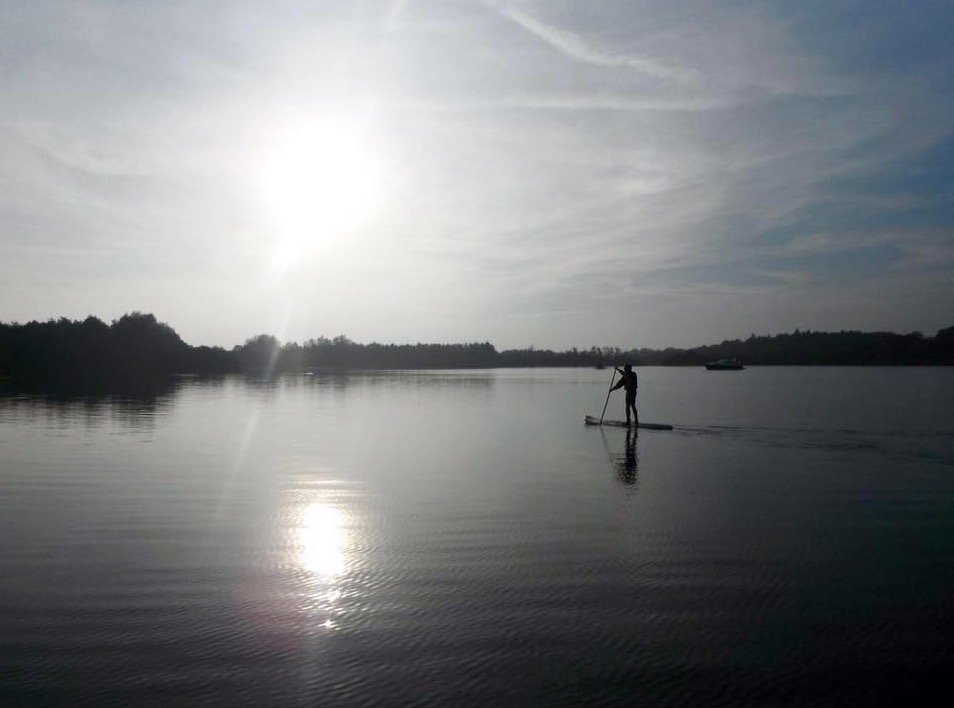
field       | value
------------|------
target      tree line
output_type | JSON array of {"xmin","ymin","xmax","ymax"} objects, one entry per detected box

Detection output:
[
  {"xmin": 0, "ymin": 313, "xmax": 232, "ymax": 390},
  {"xmin": 1, "ymin": 313, "xmax": 952, "ymax": 390}
]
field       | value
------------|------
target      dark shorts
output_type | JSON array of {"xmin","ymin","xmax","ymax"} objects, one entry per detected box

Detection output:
[{"xmin": 626, "ymin": 390, "xmax": 637, "ymax": 405}]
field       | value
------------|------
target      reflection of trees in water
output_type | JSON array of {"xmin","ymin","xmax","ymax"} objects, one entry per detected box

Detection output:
[
  {"xmin": 0, "ymin": 378, "xmax": 181, "ymax": 433},
  {"xmin": 0, "ymin": 369, "xmax": 498, "ymax": 438},
  {"xmin": 255, "ymin": 370, "xmax": 497, "ymax": 391}
]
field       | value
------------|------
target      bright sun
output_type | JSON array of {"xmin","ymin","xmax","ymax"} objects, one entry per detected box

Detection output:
[{"xmin": 264, "ymin": 121, "xmax": 380, "ymax": 263}]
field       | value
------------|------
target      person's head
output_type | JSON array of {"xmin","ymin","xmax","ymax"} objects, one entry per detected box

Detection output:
[{"xmin": 623, "ymin": 363, "xmax": 632, "ymax": 372}]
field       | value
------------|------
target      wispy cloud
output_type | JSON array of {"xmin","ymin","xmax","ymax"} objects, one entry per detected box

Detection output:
[{"xmin": 485, "ymin": 1, "xmax": 695, "ymax": 82}]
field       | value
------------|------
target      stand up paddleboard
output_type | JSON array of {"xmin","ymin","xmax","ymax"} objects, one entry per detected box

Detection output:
[{"xmin": 584, "ymin": 415, "xmax": 673, "ymax": 431}]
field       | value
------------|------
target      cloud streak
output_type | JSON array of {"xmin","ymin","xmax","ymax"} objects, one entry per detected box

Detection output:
[{"xmin": 485, "ymin": 1, "xmax": 695, "ymax": 82}]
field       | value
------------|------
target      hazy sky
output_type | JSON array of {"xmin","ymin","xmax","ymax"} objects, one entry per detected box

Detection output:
[{"xmin": 2, "ymin": 0, "xmax": 952, "ymax": 349}]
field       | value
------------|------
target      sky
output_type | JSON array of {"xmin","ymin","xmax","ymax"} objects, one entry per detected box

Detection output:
[{"xmin": 1, "ymin": 0, "xmax": 952, "ymax": 350}]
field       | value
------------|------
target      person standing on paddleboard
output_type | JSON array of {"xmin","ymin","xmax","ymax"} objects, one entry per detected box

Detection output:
[{"xmin": 610, "ymin": 364, "xmax": 638, "ymax": 427}]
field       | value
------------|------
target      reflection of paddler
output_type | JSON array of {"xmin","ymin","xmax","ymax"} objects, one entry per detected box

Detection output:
[
  {"xmin": 617, "ymin": 427, "xmax": 639, "ymax": 485},
  {"xmin": 610, "ymin": 364, "xmax": 638, "ymax": 427}
]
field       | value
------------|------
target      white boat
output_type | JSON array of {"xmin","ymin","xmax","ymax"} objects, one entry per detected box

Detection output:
[{"xmin": 705, "ymin": 358, "xmax": 745, "ymax": 370}]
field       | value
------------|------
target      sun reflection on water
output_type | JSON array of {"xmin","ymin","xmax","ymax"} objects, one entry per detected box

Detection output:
[
  {"xmin": 289, "ymin": 497, "xmax": 353, "ymax": 632},
  {"xmin": 298, "ymin": 502, "xmax": 348, "ymax": 578}
]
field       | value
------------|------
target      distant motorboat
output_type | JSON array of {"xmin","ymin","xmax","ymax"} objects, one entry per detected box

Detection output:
[{"xmin": 705, "ymin": 358, "xmax": 745, "ymax": 370}]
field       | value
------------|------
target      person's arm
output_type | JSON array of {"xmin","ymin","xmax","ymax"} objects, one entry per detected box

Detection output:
[{"xmin": 611, "ymin": 378, "xmax": 625, "ymax": 391}]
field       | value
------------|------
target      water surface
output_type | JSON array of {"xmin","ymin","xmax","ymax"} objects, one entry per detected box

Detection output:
[{"xmin": 2, "ymin": 367, "xmax": 953, "ymax": 705}]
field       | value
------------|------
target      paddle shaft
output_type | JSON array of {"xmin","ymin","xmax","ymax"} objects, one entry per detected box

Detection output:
[{"xmin": 598, "ymin": 370, "xmax": 616, "ymax": 424}]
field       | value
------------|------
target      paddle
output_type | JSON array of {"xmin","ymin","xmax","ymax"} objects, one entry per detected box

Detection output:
[{"xmin": 598, "ymin": 369, "xmax": 616, "ymax": 425}]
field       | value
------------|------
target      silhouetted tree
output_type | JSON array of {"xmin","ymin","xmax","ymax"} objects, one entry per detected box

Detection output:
[
  {"xmin": 235, "ymin": 335, "xmax": 281, "ymax": 376},
  {"xmin": 0, "ymin": 313, "xmax": 237, "ymax": 390}
]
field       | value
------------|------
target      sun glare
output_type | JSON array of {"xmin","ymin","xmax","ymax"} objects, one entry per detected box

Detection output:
[{"xmin": 264, "ymin": 121, "xmax": 381, "ymax": 261}]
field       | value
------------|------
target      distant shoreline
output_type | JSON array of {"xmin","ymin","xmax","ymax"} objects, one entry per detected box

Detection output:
[{"xmin": 1, "ymin": 314, "xmax": 952, "ymax": 390}]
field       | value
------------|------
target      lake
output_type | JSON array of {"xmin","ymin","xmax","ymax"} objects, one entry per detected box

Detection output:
[{"xmin": 2, "ymin": 367, "xmax": 953, "ymax": 706}]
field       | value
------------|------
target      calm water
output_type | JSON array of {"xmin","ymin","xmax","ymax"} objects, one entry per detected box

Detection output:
[{"xmin": 2, "ymin": 367, "xmax": 953, "ymax": 706}]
